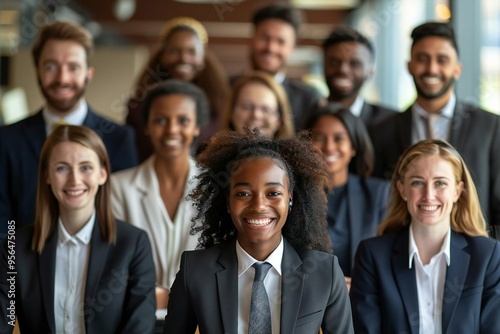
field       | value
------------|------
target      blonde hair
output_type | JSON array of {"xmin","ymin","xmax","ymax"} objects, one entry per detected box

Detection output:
[
  {"xmin": 32, "ymin": 125, "xmax": 116, "ymax": 252},
  {"xmin": 220, "ymin": 71, "xmax": 295, "ymax": 139},
  {"xmin": 379, "ymin": 139, "xmax": 487, "ymax": 237}
]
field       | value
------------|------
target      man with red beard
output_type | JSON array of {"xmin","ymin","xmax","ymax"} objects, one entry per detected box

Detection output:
[
  {"xmin": 369, "ymin": 22, "xmax": 500, "ymax": 240},
  {"xmin": 241, "ymin": 3, "xmax": 323, "ymax": 130},
  {"xmin": 0, "ymin": 21, "xmax": 138, "ymax": 239},
  {"xmin": 322, "ymin": 26, "xmax": 397, "ymax": 128}
]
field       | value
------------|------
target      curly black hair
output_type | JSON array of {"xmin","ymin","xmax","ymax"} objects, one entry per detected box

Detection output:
[{"xmin": 190, "ymin": 129, "xmax": 333, "ymax": 253}]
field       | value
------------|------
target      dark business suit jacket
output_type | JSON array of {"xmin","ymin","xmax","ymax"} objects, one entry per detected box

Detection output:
[
  {"xmin": 282, "ymin": 78, "xmax": 323, "ymax": 130},
  {"xmin": 359, "ymin": 102, "xmax": 398, "ymax": 128},
  {"xmin": 369, "ymin": 102, "xmax": 500, "ymax": 235},
  {"xmin": 0, "ymin": 108, "xmax": 139, "ymax": 232},
  {"xmin": 350, "ymin": 228, "xmax": 500, "ymax": 334},
  {"xmin": 327, "ymin": 174, "xmax": 389, "ymax": 276},
  {"xmin": 163, "ymin": 238, "xmax": 354, "ymax": 334},
  {"xmin": 0, "ymin": 219, "xmax": 156, "ymax": 334}
]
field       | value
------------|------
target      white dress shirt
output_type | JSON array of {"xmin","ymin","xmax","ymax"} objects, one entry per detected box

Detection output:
[
  {"xmin": 42, "ymin": 100, "xmax": 88, "ymax": 135},
  {"xmin": 411, "ymin": 93, "xmax": 456, "ymax": 143},
  {"xmin": 54, "ymin": 211, "xmax": 95, "ymax": 334},
  {"xmin": 409, "ymin": 226, "xmax": 451, "ymax": 334},
  {"xmin": 348, "ymin": 95, "xmax": 365, "ymax": 117},
  {"xmin": 236, "ymin": 237, "xmax": 283, "ymax": 334}
]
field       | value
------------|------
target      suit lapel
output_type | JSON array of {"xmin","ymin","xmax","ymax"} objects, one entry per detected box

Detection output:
[
  {"xmin": 359, "ymin": 102, "xmax": 372, "ymax": 124},
  {"xmin": 38, "ymin": 224, "xmax": 58, "ymax": 333},
  {"xmin": 24, "ymin": 111, "xmax": 47, "ymax": 158},
  {"xmin": 448, "ymin": 102, "xmax": 469, "ymax": 151},
  {"xmin": 135, "ymin": 159, "xmax": 167, "ymax": 277},
  {"xmin": 216, "ymin": 241, "xmax": 239, "ymax": 333},
  {"xmin": 391, "ymin": 229, "xmax": 419, "ymax": 334},
  {"xmin": 82, "ymin": 107, "xmax": 99, "ymax": 130},
  {"xmin": 441, "ymin": 233, "xmax": 469, "ymax": 334},
  {"xmin": 346, "ymin": 176, "xmax": 363, "ymax": 269},
  {"xmin": 84, "ymin": 219, "xmax": 111, "ymax": 310},
  {"xmin": 398, "ymin": 108, "xmax": 413, "ymax": 152},
  {"xmin": 280, "ymin": 239, "xmax": 304, "ymax": 334}
]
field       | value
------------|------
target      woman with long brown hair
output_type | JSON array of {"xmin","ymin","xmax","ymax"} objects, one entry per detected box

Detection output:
[{"xmin": 0, "ymin": 125, "xmax": 156, "ymax": 333}]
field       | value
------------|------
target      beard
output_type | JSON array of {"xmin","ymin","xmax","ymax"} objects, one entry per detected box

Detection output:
[
  {"xmin": 326, "ymin": 75, "xmax": 365, "ymax": 101},
  {"xmin": 40, "ymin": 80, "xmax": 87, "ymax": 114},
  {"xmin": 250, "ymin": 50, "xmax": 284, "ymax": 76},
  {"xmin": 414, "ymin": 76, "xmax": 456, "ymax": 100}
]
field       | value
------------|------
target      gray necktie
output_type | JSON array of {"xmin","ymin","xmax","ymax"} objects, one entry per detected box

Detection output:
[
  {"xmin": 248, "ymin": 262, "xmax": 272, "ymax": 334},
  {"xmin": 425, "ymin": 114, "xmax": 439, "ymax": 139}
]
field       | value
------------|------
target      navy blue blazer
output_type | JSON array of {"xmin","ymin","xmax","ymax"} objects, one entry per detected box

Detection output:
[
  {"xmin": 0, "ymin": 219, "xmax": 156, "ymax": 334},
  {"xmin": 163, "ymin": 238, "xmax": 354, "ymax": 334},
  {"xmin": 369, "ymin": 102, "xmax": 500, "ymax": 237},
  {"xmin": 0, "ymin": 109, "xmax": 139, "ymax": 235},
  {"xmin": 327, "ymin": 174, "xmax": 389, "ymax": 276},
  {"xmin": 350, "ymin": 228, "xmax": 500, "ymax": 334}
]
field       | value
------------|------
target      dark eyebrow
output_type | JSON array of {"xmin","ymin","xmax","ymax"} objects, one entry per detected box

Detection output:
[{"xmin": 232, "ymin": 182, "xmax": 284, "ymax": 188}]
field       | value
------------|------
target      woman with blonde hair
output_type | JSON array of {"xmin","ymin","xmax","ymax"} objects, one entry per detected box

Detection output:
[
  {"xmin": 220, "ymin": 71, "xmax": 295, "ymax": 139},
  {"xmin": 0, "ymin": 125, "xmax": 155, "ymax": 333},
  {"xmin": 350, "ymin": 139, "xmax": 500, "ymax": 333}
]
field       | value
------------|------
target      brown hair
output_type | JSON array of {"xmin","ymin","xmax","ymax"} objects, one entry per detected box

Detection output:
[
  {"xmin": 32, "ymin": 125, "xmax": 115, "ymax": 252},
  {"xmin": 32, "ymin": 21, "xmax": 94, "ymax": 68},
  {"xmin": 379, "ymin": 139, "xmax": 487, "ymax": 237},
  {"xmin": 220, "ymin": 71, "xmax": 294, "ymax": 139}
]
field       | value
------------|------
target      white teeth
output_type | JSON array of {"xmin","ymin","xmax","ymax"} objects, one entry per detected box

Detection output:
[
  {"xmin": 247, "ymin": 218, "xmax": 273, "ymax": 226},
  {"xmin": 325, "ymin": 155, "xmax": 339, "ymax": 163},
  {"xmin": 422, "ymin": 77, "xmax": 441, "ymax": 84},
  {"xmin": 420, "ymin": 205, "xmax": 438, "ymax": 211},
  {"xmin": 332, "ymin": 78, "xmax": 351, "ymax": 87},
  {"xmin": 66, "ymin": 190, "xmax": 84, "ymax": 196},
  {"xmin": 163, "ymin": 139, "xmax": 181, "ymax": 146},
  {"xmin": 175, "ymin": 64, "xmax": 192, "ymax": 73}
]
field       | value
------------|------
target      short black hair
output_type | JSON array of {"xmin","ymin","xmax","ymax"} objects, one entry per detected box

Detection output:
[
  {"xmin": 252, "ymin": 3, "xmax": 303, "ymax": 37},
  {"xmin": 322, "ymin": 25, "xmax": 374, "ymax": 59},
  {"xmin": 411, "ymin": 21, "xmax": 459, "ymax": 55},
  {"xmin": 141, "ymin": 79, "xmax": 209, "ymax": 127}
]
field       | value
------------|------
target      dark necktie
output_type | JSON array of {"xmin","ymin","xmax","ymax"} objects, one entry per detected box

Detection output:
[{"xmin": 248, "ymin": 262, "xmax": 272, "ymax": 334}]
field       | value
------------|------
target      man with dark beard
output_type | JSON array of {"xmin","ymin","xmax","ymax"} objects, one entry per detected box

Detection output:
[
  {"xmin": 369, "ymin": 22, "xmax": 500, "ymax": 239},
  {"xmin": 322, "ymin": 26, "xmax": 396, "ymax": 127},
  {"xmin": 237, "ymin": 3, "xmax": 323, "ymax": 129},
  {"xmin": 0, "ymin": 21, "xmax": 138, "ymax": 239}
]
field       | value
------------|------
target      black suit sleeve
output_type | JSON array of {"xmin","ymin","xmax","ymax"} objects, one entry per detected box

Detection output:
[
  {"xmin": 350, "ymin": 241, "xmax": 382, "ymax": 334},
  {"xmin": 120, "ymin": 230, "xmax": 156, "ymax": 333},
  {"xmin": 163, "ymin": 251, "xmax": 198, "ymax": 334},
  {"xmin": 321, "ymin": 256, "xmax": 355, "ymax": 334}
]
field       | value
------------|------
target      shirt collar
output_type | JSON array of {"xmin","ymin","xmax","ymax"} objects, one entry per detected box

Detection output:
[
  {"xmin": 409, "ymin": 225, "xmax": 451, "ymax": 268},
  {"xmin": 236, "ymin": 237, "xmax": 284, "ymax": 277},
  {"xmin": 412, "ymin": 93, "xmax": 456, "ymax": 119},
  {"xmin": 43, "ymin": 100, "xmax": 88, "ymax": 133},
  {"xmin": 274, "ymin": 72, "xmax": 286, "ymax": 84},
  {"xmin": 349, "ymin": 96, "xmax": 365, "ymax": 117},
  {"xmin": 57, "ymin": 210, "xmax": 96, "ymax": 246}
]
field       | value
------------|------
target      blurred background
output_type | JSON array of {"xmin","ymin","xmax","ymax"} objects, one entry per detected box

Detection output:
[{"xmin": 0, "ymin": 0, "xmax": 498, "ymax": 125}]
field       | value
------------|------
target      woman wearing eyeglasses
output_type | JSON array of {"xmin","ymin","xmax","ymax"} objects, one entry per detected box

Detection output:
[{"xmin": 219, "ymin": 71, "xmax": 295, "ymax": 139}]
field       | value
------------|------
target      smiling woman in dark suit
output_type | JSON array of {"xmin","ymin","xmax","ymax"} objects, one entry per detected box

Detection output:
[
  {"xmin": 306, "ymin": 104, "xmax": 389, "ymax": 286},
  {"xmin": 350, "ymin": 140, "xmax": 500, "ymax": 333},
  {"xmin": 0, "ymin": 125, "xmax": 156, "ymax": 334},
  {"xmin": 163, "ymin": 130, "xmax": 353, "ymax": 334}
]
